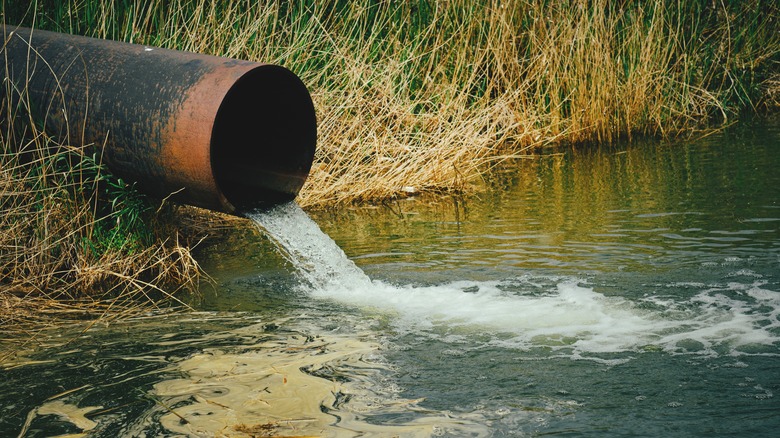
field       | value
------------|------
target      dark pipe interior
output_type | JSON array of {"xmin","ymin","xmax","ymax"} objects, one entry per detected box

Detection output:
[{"xmin": 211, "ymin": 65, "xmax": 316, "ymax": 211}]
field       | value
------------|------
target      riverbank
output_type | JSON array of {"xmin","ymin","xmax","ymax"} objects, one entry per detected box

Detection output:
[{"xmin": 2, "ymin": 0, "xmax": 779, "ymax": 342}]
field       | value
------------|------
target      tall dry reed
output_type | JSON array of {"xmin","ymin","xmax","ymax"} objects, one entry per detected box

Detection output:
[{"xmin": 11, "ymin": 1, "xmax": 778, "ymax": 206}]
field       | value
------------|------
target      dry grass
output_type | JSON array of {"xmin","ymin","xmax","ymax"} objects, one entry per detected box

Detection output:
[
  {"xmin": 0, "ymin": 43, "xmax": 203, "ymax": 351},
  {"xmin": 765, "ymin": 73, "xmax": 780, "ymax": 109},
  {"xmin": 291, "ymin": 1, "xmax": 778, "ymax": 206}
]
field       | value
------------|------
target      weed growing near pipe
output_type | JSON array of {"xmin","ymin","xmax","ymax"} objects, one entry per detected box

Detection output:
[
  {"xmin": 0, "ymin": 28, "xmax": 202, "ymax": 348},
  {"xmin": 0, "ymin": 137, "xmax": 202, "ymax": 348}
]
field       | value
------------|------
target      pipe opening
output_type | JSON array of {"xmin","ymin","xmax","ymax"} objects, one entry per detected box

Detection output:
[{"xmin": 211, "ymin": 65, "xmax": 316, "ymax": 212}]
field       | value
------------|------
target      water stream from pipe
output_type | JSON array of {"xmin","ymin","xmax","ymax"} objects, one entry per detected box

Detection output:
[{"xmin": 247, "ymin": 202, "xmax": 779, "ymax": 359}]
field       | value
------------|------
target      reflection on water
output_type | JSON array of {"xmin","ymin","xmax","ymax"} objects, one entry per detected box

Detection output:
[
  {"xmin": 2, "ymin": 119, "xmax": 779, "ymax": 436},
  {"xmin": 312, "ymin": 123, "xmax": 780, "ymax": 280}
]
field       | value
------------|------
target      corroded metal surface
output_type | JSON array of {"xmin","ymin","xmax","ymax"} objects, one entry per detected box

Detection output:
[{"xmin": 0, "ymin": 25, "xmax": 316, "ymax": 213}]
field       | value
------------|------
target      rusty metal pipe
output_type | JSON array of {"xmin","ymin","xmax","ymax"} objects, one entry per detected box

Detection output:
[{"xmin": 1, "ymin": 25, "xmax": 316, "ymax": 213}]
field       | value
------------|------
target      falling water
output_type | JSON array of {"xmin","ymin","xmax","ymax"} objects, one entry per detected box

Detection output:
[{"xmin": 246, "ymin": 202, "xmax": 372, "ymax": 290}]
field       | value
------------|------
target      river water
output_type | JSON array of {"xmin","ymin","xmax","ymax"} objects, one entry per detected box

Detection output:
[{"xmin": 2, "ymin": 120, "xmax": 779, "ymax": 436}]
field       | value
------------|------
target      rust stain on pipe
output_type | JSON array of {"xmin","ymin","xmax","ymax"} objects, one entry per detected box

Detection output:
[{"xmin": 0, "ymin": 25, "xmax": 316, "ymax": 213}]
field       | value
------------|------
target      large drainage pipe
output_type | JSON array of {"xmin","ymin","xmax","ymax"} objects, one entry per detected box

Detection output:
[{"xmin": 1, "ymin": 25, "xmax": 316, "ymax": 213}]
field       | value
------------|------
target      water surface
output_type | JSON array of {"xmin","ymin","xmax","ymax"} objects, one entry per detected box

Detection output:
[{"xmin": 2, "ymin": 119, "xmax": 779, "ymax": 436}]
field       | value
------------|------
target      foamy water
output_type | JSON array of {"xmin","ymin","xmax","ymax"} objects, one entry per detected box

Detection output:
[{"xmin": 248, "ymin": 203, "xmax": 780, "ymax": 358}]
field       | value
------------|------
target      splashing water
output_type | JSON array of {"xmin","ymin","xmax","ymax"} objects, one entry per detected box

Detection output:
[{"xmin": 248, "ymin": 203, "xmax": 780, "ymax": 357}]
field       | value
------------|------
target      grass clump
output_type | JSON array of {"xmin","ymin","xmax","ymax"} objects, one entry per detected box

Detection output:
[
  {"xmin": 0, "ymin": 34, "xmax": 202, "ymax": 349},
  {"xmin": 0, "ymin": 131, "xmax": 202, "ymax": 349}
]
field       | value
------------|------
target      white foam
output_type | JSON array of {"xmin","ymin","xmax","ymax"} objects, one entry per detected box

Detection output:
[
  {"xmin": 311, "ymin": 279, "xmax": 660, "ymax": 352},
  {"xmin": 248, "ymin": 203, "xmax": 780, "ymax": 357}
]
